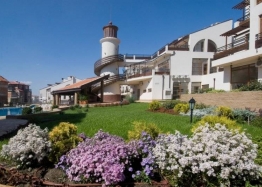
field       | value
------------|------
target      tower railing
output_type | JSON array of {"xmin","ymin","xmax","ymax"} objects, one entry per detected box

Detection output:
[
  {"xmin": 91, "ymin": 74, "xmax": 125, "ymax": 92},
  {"xmin": 94, "ymin": 54, "xmax": 124, "ymax": 76}
]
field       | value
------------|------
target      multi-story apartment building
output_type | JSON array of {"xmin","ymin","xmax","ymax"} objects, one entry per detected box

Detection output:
[
  {"xmin": 0, "ymin": 76, "xmax": 8, "ymax": 107},
  {"xmin": 51, "ymin": 1, "xmax": 262, "ymax": 104},
  {"xmin": 39, "ymin": 76, "xmax": 82, "ymax": 104},
  {"xmin": 8, "ymin": 81, "xmax": 32, "ymax": 105},
  {"xmin": 212, "ymin": 0, "xmax": 262, "ymax": 90}
]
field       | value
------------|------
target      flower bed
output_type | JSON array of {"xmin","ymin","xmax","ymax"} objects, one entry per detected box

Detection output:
[{"xmin": 0, "ymin": 121, "xmax": 262, "ymax": 186}]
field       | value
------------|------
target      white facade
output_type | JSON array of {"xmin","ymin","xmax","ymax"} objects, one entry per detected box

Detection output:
[
  {"xmin": 212, "ymin": 0, "xmax": 262, "ymax": 90},
  {"xmin": 39, "ymin": 76, "xmax": 81, "ymax": 103},
  {"xmin": 120, "ymin": 20, "xmax": 233, "ymax": 100}
]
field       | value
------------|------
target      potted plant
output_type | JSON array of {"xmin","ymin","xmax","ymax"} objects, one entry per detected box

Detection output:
[{"xmin": 79, "ymin": 94, "xmax": 89, "ymax": 104}]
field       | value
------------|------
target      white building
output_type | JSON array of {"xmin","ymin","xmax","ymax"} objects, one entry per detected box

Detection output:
[
  {"xmin": 212, "ymin": 0, "xmax": 262, "ymax": 90},
  {"xmin": 50, "ymin": 0, "xmax": 262, "ymax": 104},
  {"xmin": 39, "ymin": 76, "xmax": 82, "ymax": 104}
]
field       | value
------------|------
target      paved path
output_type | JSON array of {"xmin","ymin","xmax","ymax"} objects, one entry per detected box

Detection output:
[{"xmin": 0, "ymin": 117, "xmax": 28, "ymax": 138}]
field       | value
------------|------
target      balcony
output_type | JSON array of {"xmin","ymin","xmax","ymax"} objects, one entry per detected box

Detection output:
[
  {"xmin": 168, "ymin": 45, "xmax": 189, "ymax": 51},
  {"xmin": 237, "ymin": 14, "xmax": 250, "ymax": 26},
  {"xmin": 255, "ymin": 32, "xmax": 262, "ymax": 49},
  {"xmin": 214, "ymin": 35, "xmax": 249, "ymax": 60}
]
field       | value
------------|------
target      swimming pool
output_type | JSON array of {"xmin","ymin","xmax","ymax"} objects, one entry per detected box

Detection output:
[{"xmin": 0, "ymin": 107, "xmax": 22, "ymax": 116}]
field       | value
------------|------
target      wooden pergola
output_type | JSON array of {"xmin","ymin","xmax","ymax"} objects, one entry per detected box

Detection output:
[{"xmin": 52, "ymin": 75, "xmax": 109, "ymax": 105}]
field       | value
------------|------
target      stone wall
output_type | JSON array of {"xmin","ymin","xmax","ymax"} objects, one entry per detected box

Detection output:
[{"xmin": 180, "ymin": 91, "xmax": 262, "ymax": 110}]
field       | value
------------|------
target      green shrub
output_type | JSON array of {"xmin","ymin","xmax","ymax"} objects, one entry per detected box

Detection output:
[
  {"xmin": 34, "ymin": 106, "xmax": 42, "ymax": 113},
  {"xmin": 128, "ymin": 121, "xmax": 161, "ymax": 141},
  {"xmin": 239, "ymin": 80, "xmax": 262, "ymax": 91},
  {"xmin": 252, "ymin": 136, "xmax": 262, "ymax": 165},
  {"xmin": 48, "ymin": 122, "xmax": 82, "ymax": 163},
  {"xmin": 125, "ymin": 95, "xmax": 135, "ymax": 103},
  {"xmin": 232, "ymin": 108, "xmax": 257, "ymax": 124},
  {"xmin": 216, "ymin": 106, "xmax": 233, "ymax": 118},
  {"xmin": 52, "ymin": 105, "xmax": 59, "ymax": 110},
  {"xmin": 22, "ymin": 107, "xmax": 32, "ymax": 115},
  {"xmin": 149, "ymin": 100, "xmax": 161, "ymax": 111},
  {"xmin": 195, "ymin": 103, "xmax": 209, "ymax": 109},
  {"xmin": 250, "ymin": 116, "xmax": 262, "ymax": 127},
  {"xmin": 191, "ymin": 115, "xmax": 240, "ymax": 133},
  {"xmin": 174, "ymin": 103, "xmax": 189, "ymax": 113},
  {"xmin": 162, "ymin": 100, "xmax": 183, "ymax": 109}
]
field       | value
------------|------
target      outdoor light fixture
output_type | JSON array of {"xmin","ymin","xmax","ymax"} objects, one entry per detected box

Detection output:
[{"xmin": 189, "ymin": 97, "xmax": 196, "ymax": 123}]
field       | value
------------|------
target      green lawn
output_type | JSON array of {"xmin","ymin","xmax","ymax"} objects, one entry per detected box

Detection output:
[
  {"xmin": 38, "ymin": 103, "xmax": 193, "ymax": 140},
  {"xmin": 1, "ymin": 102, "xmax": 262, "ymax": 145}
]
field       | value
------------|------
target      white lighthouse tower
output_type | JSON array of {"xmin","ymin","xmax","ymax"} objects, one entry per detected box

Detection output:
[{"xmin": 98, "ymin": 22, "xmax": 122, "ymax": 102}]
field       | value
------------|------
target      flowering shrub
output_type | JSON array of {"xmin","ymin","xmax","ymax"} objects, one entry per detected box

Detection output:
[
  {"xmin": 191, "ymin": 115, "xmax": 240, "ymax": 133},
  {"xmin": 128, "ymin": 121, "xmax": 161, "ymax": 141},
  {"xmin": 174, "ymin": 103, "xmax": 189, "ymax": 114},
  {"xmin": 181, "ymin": 106, "xmax": 216, "ymax": 118},
  {"xmin": 216, "ymin": 106, "xmax": 233, "ymax": 118},
  {"xmin": 130, "ymin": 132, "xmax": 158, "ymax": 183},
  {"xmin": 57, "ymin": 130, "xmax": 139, "ymax": 185},
  {"xmin": 153, "ymin": 124, "xmax": 261, "ymax": 186},
  {"xmin": 0, "ymin": 124, "xmax": 51, "ymax": 168},
  {"xmin": 48, "ymin": 122, "xmax": 82, "ymax": 163},
  {"xmin": 148, "ymin": 100, "xmax": 161, "ymax": 111}
]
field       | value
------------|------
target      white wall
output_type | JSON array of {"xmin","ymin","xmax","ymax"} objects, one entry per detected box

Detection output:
[{"xmin": 100, "ymin": 37, "xmax": 120, "ymax": 58}]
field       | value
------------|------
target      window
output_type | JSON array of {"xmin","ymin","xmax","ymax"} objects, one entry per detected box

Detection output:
[
  {"xmin": 192, "ymin": 60, "xmax": 203, "ymax": 75},
  {"xmin": 207, "ymin": 40, "xmax": 217, "ymax": 52},
  {"xmin": 191, "ymin": 82, "xmax": 201, "ymax": 94},
  {"xmin": 148, "ymin": 88, "xmax": 152, "ymax": 92},
  {"xmin": 203, "ymin": 64, "xmax": 207, "ymax": 75},
  {"xmin": 210, "ymin": 59, "xmax": 217, "ymax": 73},
  {"xmin": 231, "ymin": 64, "xmax": 258, "ymax": 89},
  {"xmin": 193, "ymin": 39, "xmax": 205, "ymax": 52}
]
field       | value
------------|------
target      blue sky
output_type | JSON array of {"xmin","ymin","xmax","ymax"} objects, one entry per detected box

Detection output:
[{"xmin": 0, "ymin": 0, "xmax": 241, "ymax": 95}]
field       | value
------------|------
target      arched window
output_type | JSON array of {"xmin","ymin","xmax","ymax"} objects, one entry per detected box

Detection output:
[
  {"xmin": 193, "ymin": 39, "xmax": 205, "ymax": 52},
  {"xmin": 207, "ymin": 39, "xmax": 217, "ymax": 52}
]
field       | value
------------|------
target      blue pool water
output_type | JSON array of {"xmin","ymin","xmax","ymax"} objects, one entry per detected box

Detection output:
[{"xmin": 0, "ymin": 107, "xmax": 22, "ymax": 116}]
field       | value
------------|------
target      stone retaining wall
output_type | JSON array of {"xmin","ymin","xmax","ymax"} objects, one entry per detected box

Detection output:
[{"xmin": 180, "ymin": 91, "xmax": 262, "ymax": 110}]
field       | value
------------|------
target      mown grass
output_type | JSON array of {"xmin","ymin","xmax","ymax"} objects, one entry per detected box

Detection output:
[
  {"xmin": 38, "ymin": 103, "xmax": 192, "ymax": 140},
  {"xmin": 1, "ymin": 102, "xmax": 262, "ymax": 145}
]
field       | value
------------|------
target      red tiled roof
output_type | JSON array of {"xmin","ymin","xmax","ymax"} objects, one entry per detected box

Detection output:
[
  {"xmin": 8, "ymin": 81, "xmax": 28, "ymax": 85},
  {"xmin": 57, "ymin": 77, "xmax": 100, "ymax": 91},
  {"xmin": 0, "ymin": 76, "xmax": 8, "ymax": 82}
]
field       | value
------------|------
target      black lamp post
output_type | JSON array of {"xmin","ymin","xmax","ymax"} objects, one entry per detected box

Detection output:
[{"xmin": 189, "ymin": 97, "xmax": 196, "ymax": 123}]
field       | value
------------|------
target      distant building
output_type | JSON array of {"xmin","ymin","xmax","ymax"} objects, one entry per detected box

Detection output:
[
  {"xmin": 31, "ymin": 95, "xmax": 40, "ymax": 104},
  {"xmin": 39, "ymin": 76, "xmax": 82, "ymax": 104},
  {"xmin": 0, "ymin": 76, "xmax": 8, "ymax": 107},
  {"xmin": 8, "ymin": 81, "xmax": 32, "ymax": 105}
]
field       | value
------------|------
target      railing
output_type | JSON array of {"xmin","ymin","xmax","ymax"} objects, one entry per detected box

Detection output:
[
  {"xmin": 125, "ymin": 54, "xmax": 151, "ymax": 60},
  {"xmin": 94, "ymin": 54, "xmax": 124, "ymax": 76},
  {"xmin": 214, "ymin": 35, "xmax": 249, "ymax": 60},
  {"xmin": 255, "ymin": 32, "xmax": 262, "ymax": 48},
  {"xmin": 127, "ymin": 69, "xmax": 153, "ymax": 79},
  {"xmin": 168, "ymin": 45, "xmax": 189, "ymax": 51},
  {"xmin": 91, "ymin": 74, "xmax": 125, "ymax": 92},
  {"xmin": 237, "ymin": 14, "xmax": 250, "ymax": 25}
]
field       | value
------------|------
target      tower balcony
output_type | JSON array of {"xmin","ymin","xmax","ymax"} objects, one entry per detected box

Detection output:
[{"xmin": 94, "ymin": 54, "xmax": 124, "ymax": 76}]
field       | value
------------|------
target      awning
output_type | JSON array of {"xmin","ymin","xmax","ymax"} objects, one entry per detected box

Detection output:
[
  {"xmin": 220, "ymin": 21, "xmax": 249, "ymax": 36},
  {"xmin": 232, "ymin": 0, "xmax": 249, "ymax": 9}
]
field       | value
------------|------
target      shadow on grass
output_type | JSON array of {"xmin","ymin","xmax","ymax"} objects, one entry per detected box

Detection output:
[{"xmin": 35, "ymin": 112, "xmax": 87, "ymax": 131}]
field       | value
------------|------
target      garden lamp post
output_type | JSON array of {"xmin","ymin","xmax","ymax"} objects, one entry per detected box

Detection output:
[{"xmin": 189, "ymin": 97, "xmax": 196, "ymax": 123}]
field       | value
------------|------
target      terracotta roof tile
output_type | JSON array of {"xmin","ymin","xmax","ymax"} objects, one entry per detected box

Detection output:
[
  {"xmin": 0, "ymin": 76, "xmax": 8, "ymax": 82},
  {"xmin": 57, "ymin": 77, "xmax": 100, "ymax": 91}
]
